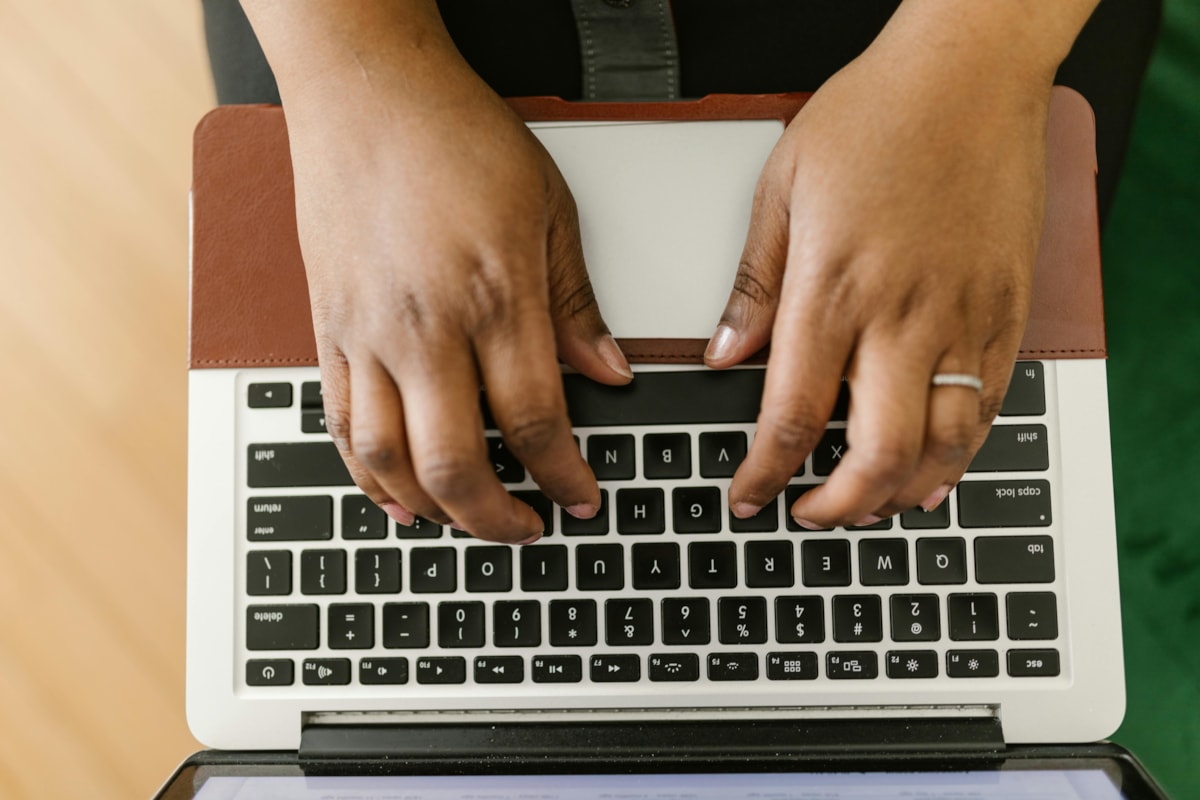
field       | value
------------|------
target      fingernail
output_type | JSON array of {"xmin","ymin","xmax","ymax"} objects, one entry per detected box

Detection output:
[
  {"xmin": 705, "ymin": 324, "xmax": 739, "ymax": 363},
  {"xmin": 516, "ymin": 532, "xmax": 543, "ymax": 546},
  {"xmin": 381, "ymin": 502, "xmax": 415, "ymax": 526},
  {"xmin": 449, "ymin": 521, "xmax": 467, "ymax": 532},
  {"xmin": 732, "ymin": 502, "xmax": 761, "ymax": 519},
  {"xmin": 793, "ymin": 517, "xmax": 824, "ymax": 531},
  {"xmin": 598, "ymin": 335, "xmax": 634, "ymax": 380},
  {"xmin": 855, "ymin": 514, "xmax": 883, "ymax": 527},
  {"xmin": 921, "ymin": 483, "xmax": 953, "ymax": 512},
  {"xmin": 565, "ymin": 503, "xmax": 598, "ymax": 520}
]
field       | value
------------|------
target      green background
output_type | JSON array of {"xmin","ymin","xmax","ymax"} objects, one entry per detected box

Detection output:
[{"xmin": 1104, "ymin": 0, "xmax": 1200, "ymax": 797}]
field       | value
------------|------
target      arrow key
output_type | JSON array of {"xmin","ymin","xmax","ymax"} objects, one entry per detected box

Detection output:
[
  {"xmin": 590, "ymin": 654, "xmax": 641, "ymax": 683},
  {"xmin": 474, "ymin": 656, "xmax": 525, "ymax": 684}
]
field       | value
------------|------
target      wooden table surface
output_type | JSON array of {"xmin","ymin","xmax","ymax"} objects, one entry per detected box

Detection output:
[{"xmin": 0, "ymin": 1, "xmax": 209, "ymax": 796}]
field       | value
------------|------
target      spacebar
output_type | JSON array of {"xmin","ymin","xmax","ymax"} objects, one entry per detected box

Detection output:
[{"xmin": 248, "ymin": 443, "xmax": 353, "ymax": 488}]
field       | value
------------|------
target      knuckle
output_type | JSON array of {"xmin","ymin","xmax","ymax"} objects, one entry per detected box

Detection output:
[
  {"xmin": 926, "ymin": 419, "xmax": 975, "ymax": 465},
  {"xmin": 353, "ymin": 433, "xmax": 399, "ymax": 473},
  {"xmin": 415, "ymin": 453, "xmax": 482, "ymax": 500},
  {"xmin": 849, "ymin": 440, "xmax": 916, "ymax": 482},
  {"xmin": 549, "ymin": 271, "xmax": 599, "ymax": 323},
  {"xmin": 759, "ymin": 406, "xmax": 824, "ymax": 454},
  {"xmin": 730, "ymin": 263, "xmax": 775, "ymax": 310},
  {"xmin": 463, "ymin": 269, "xmax": 518, "ymax": 337},
  {"xmin": 324, "ymin": 412, "xmax": 352, "ymax": 449},
  {"xmin": 504, "ymin": 410, "xmax": 567, "ymax": 458}
]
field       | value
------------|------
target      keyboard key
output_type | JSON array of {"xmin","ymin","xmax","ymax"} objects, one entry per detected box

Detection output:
[
  {"xmin": 948, "ymin": 594, "xmax": 1000, "ymax": 641},
  {"xmin": 616, "ymin": 488, "xmax": 665, "ymax": 534},
  {"xmin": 606, "ymin": 599, "xmax": 654, "ymax": 646},
  {"xmin": 437, "ymin": 602, "xmax": 486, "ymax": 648},
  {"xmin": 355, "ymin": 548, "xmax": 401, "ymax": 594},
  {"xmin": 858, "ymin": 539, "xmax": 908, "ymax": 586},
  {"xmin": 493, "ymin": 600, "xmax": 541, "ymax": 647},
  {"xmin": 900, "ymin": 501, "xmax": 951, "ymax": 530},
  {"xmin": 812, "ymin": 429, "xmax": 848, "ymax": 477},
  {"xmin": 784, "ymin": 485, "xmax": 833, "ymax": 532},
  {"xmin": 382, "ymin": 602, "xmax": 429, "ymax": 648},
  {"xmin": 301, "ymin": 411, "xmax": 327, "ymax": 433},
  {"xmin": 328, "ymin": 603, "xmax": 373, "ymax": 649},
  {"xmin": 588, "ymin": 434, "xmax": 635, "ymax": 480},
  {"xmin": 957, "ymin": 480, "xmax": 1052, "ymax": 528},
  {"xmin": 532, "ymin": 654, "xmax": 582, "ymax": 683},
  {"xmin": 890, "ymin": 594, "xmax": 941, "ymax": 642},
  {"xmin": 745, "ymin": 540, "xmax": 794, "ymax": 588},
  {"xmin": 300, "ymin": 381, "xmax": 323, "ymax": 409},
  {"xmin": 342, "ymin": 495, "xmax": 387, "ymax": 539},
  {"xmin": 591, "ymin": 654, "xmax": 641, "ymax": 683},
  {"xmin": 699, "ymin": 431, "xmax": 746, "ymax": 478},
  {"xmin": 246, "ymin": 658, "xmax": 294, "ymax": 686},
  {"xmin": 474, "ymin": 656, "xmax": 524, "ymax": 684},
  {"xmin": 247, "ymin": 443, "xmax": 352, "ymax": 488},
  {"xmin": 826, "ymin": 651, "xmax": 878, "ymax": 679},
  {"xmin": 968, "ymin": 425, "xmax": 1050, "ymax": 472},
  {"xmin": 410, "ymin": 548, "xmax": 456, "ymax": 593},
  {"xmin": 947, "ymin": 649, "xmax": 1000, "ymax": 678},
  {"xmin": 512, "ymin": 490, "xmax": 554, "ymax": 536},
  {"xmin": 359, "ymin": 657, "xmax": 409, "ymax": 685},
  {"xmin": 708, "ymin": 653, "xmax": 758, "ymax": 681},
  {"xmin": 247, "ymin": 551, "xmax": 292, "ymax": 596},
  {"xmin": 300, "ymin": 550, "xmax": 346, "ymax": 595},
  {"xmin": 886, "ymin": 650, "xmax": 939, "ymax": 679},
  {"xmin": 1007, "ymin": 648, "xmax": 1061, "ymax": 677},
  {"xmin": 1000, "ymin": 362, "xmax": 1046, "ymax": 416},
  {"xmin": 549, "ymin": 600, "xmax": 597, "ymax": 647},
  {"xmin": 465, "ymin": 547, "xmax": 512, "ymax": 593},
  {"xmin": 561, "ymin": 490, "xmax": 609, "ymax": 536},
  {"xmin": 248, "ymin": 382, "xmax": 293, "ymax": 408},
  {"xmin": 801, "ymin": 540, "xmax": 851, "ymax": 587},
  {"xmin": 775, "ymin": 596, "xmax": 824, "ymax": 644},
  {"xmin": 672, "ymin": 487, "xmax": 722, "ymax": 533},
  {"xmin": 632, "ymin": 543, "xmax": 680, "ymax": 589},
  {"xmin": 576, "ymin": 544, "xmax": 625, "ymax": 591},
  {"xmin": 248, "ymin": 496, "xmax": 332, "ymax": 541},
  {"xmin": 649, "ymin": 653, "xmax": 700, "ymax": 682},
  {"xmin": 487, "ymin": 436, "xmax": 525, "ymax": 484},
  {"xmin": 718, "ymin": 597, "xmax": 767, "ymax": 644},
  {"xmin": 832, "ymin": 596, "xmax": 883, "ymax": 643},
  {"xmin": 248, "ymin": 605, "xmax": 319, "ymax": 650},
  {"xmin": 729, "ymin": 498, "xmax": 779, "ymax": 533},
  {"xmin": 688, "ymin": 542, "xmax": 737, "ymax": 589},
  {"xmin": 302, "ymin": 658, "xmax": 350, "ymax": 686},
  {"xmin": 915, "ymin": 538, "xmax": 967, "ymax": 585},
  {"xmin": 563, "ymin": 370, "xmax": 763, "ymax": 426},
  {"xmin": 643, "ymin": 433, "xmax": 691, "ymax": 479},
  {"xmin": 396, "ymin": 516, "xmax": 443, "ymax": 539},
  {"xmin": 416, "ymin": 656, "xmax": 466, "ymax": 684},
  {"xmin": 521, "ymin": 545, "xmax": 568, "ymax": 591},
  {"xmin": 661, "ymin": 598, "xmax": 711, "ymax": 645},
  {"xmin": 975, "ymin": 536, "xmax": 1055, "ymax": 583},
  {"xmin": 1007, "ymin": 592, "xmax": 1058, "ymax": 640},
  {"xmin": 766, "ymin": 652, "xmax": 818, "ymax": 681}
]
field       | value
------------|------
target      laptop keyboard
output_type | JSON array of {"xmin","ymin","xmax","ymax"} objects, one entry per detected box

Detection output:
[{"xmin": 238, "ymin": 363, "xmax": 1063, "ymax": 691}]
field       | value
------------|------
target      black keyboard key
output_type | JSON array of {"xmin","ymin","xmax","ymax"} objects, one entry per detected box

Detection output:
[
  {"xmin": 672, "ymin": 486, "xmax": 722, "ymax": 533},
  {"xmin": 948, "ymin": 593, "xmax": 1000, "ymax": 641},
  {"xmin": 688, "ymin": 542, "xmax": 737, "ymax": 589},
  {"xmin": 591, "ymin": 654, "xmax": 641, "ymax": 683},
  {"xmin": 397, "ymin": 516, "xmax": 443, "ymax": 539},
  {"xmin": 886, "ymin": 650, "xmax": 939, "ymax": 679},
  {"xmin": 916, "ymin": 538, "xmax": 968, "ymax": 585},
  {"xmin": 745, "ymin": 540, "xmax": 794, "ymax": 588},
  {"xmin": 342, "ymin": 495, "xmax": 387, "ymax": 539},
  {"xmin": 900, "ymin": 501, "xmax": 951, "ymax": 530},
  {"xmin": 488, "ymin": 436, "xmax": 525, "ymax": 484},
  {"xmin": 474, "ymin": 656, "xmax": 524, "ymax": 684},
  {"xmin": 858, "ymin": 539, "xmax": 908, "ymax": 586},
  {"xmin": 563, "ymin": 370, "xmax": 763, "ymax": 426},
  {"xmin": 784, "ymin": 485, "xmax": 834, "ymax": 532},
  {"xmin": 248, "ymin": 496, "xmax": 332, "ymax": 541},
  {"xmin": 890, "ymin": 594, "xmax": 941, "ymax": 642},
  {"xmin": 247, "ymin": 605, "xmax": 319, "ymax": 650},
  {"xmin": 699, "ymin": 431, "xmax": 746, "ymax": 478},
  {"xmin": 382, "ymin": 602, "xmax": 429, "ymax": 648},
  {"xmin": 248, "ymin": 382, "xmax": 293, "ymax": 408},
  {"xmin": 532, "ymin": 654, "xmax": 582, "ymax": 683},
  {"xmin": 301, "ymin": 410, "xmax": 327, "ymax": 434},
  {"xmin": 643, "ymin": 433, "xmax": 691, "ymax": 479},
  {"xmin": 661, "ymin": 598, "xmax": 711, "ymax": 645},
  {"xmin": 766, "ymin": 652, "xmax": 819, "ymax": 680},
  {"xmin": 729, "ymin": 498, "xmax": 779, "ymax": 533},
  {"xmin": 775, "ymin": 596, "xmax": 824, "ymax": 644},
  {"xmin": 561, "ymin": 490, "xmax": 609, "ymax": 536},
  {"xmin": 827, "ymin": 651, "xmax": 878, "ymax": 680},
  {"xmin": 438, "ymin": 601, "xmax": 486, "ymax": 648},
  {"xmin": 576, "ymin": 544, "xmax": 624, "ymax": 591},
  {"xmin": 849, "ymin": 516, "xmax": 892, "ymax": 531},
  {"xmin": 493, "ymin": 600, "xmax": 541, "ymax": 647},
  {"xmin": 512, "ymin": 490, "xmax": 555, "ymax": 535},
  {"xmin": 1000, "ymin": 362, "xmax": 1046, "ymax": 416},
  {"xmin": 801, "ymin": 540, "xmax": 851, "ymax": 587},
  {"xmin": 708, "ymin": 653, "xmax": 758, "ymax": 681},
  {"xmin": 632, "ymin": 543, "xmax": 680, "ymax": 589},
  {"xmin": 947, "ymin": 649, "xmax": 1000, "ymax": 678},
  {"xmin": 521, "ymin": 545, "xmax": 568, "ymax": 591},
  {"xmin": 968, "ymin": 425, "xmax": 1050, "ymax": 472},
  {"xmin": 410, "ymin": 547, "xmax": 456, "ymax": 593},
  {"xmin": 355, "ymin": 548, "xmax": 401, "ymax": 594},
  {"xmin": 832, "ymin": 596, "xmax": 883, "ymax": 643},
  {"xmin": 588, "ymin": 434, "xmax": 635, "ymax": 480},
  {"xmin": 302, "ymin": 658, "xmax": 351, "ymax": 685},
  {"xmin": 247, "ymin": 551, "xmax": 292, "ymax": 596},
  {"xmin": 549, "ymin": 599, "xmax": 597, "ymax": 647},
  {"xmin": 1007, "ymin": 592, "xmax": 1058, "ymax": 640},
  {"xmin": 465, "ymin": 546, "xmax": 512, "ymax": 593},
  {"xmin": 958, "ymin": 480, "xmax": 1052, "ymax": 528},
  {"xmin": 327, "ymin": 603, "xmax": 373, "ymax": 649},
  {"xmin": 416, "ymin": 656, "xmax": 466, "ymax": 684},
  {"xmin": 813, "ymin": 428, "xmax": 848, "ymax": 477},
  {"xmin": 975, "ymin": 536, "xmax": 1055, "ymax": 583},
  {"xmin": 606, "ymin": 599, "xmax": 654, "ymax": 646},
  {"xmin": 246, "ymin": 658, "xmax": 294, "ymax": 685},
  {"xmin": 1007, "ymin": 648, "xmax": 1061, "ymax": 677},
  {"xmin": 359, "ymin": 657, "xmax": 408, "ymax": 685},
  {"xmin": 616, "ymin": 488, "xmax": 665, "ymax": 534},
  {"xmin": 649, "ymin": 653, "xmax": 700, "ymax": 682},
  {"xmin": 300, "ymin": 381, "xmax": 323, "ymax": 409},
  {"xmin": 718, "ymin": 597, "xmax": 767, "ymax": 644},
  {"xmin": 300, "ymin": 549, "xmax": 346, "ymax": 595},
  {"xmin": 248, "ymin": 443, "xmax": 352, "ymax": 488}
]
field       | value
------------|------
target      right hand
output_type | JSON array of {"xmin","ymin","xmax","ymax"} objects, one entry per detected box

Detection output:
[{"xmin": 277, "ymin": 29, "xmax": 633, "ymax": 544}]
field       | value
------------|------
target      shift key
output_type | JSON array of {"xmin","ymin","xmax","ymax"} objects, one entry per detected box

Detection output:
[
  {"xmin": 957, "ymin": 480, "xmax": 1051, "ymax": 528},
  {"xmin": 248, "ymin": 443, "xmax": 353, "ymax": 488}
]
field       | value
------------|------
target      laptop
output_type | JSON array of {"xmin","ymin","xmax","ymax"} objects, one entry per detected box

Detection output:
[{"xmin": 158, "ymin": 90, "xmax": 1169, "ymax": 798}]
